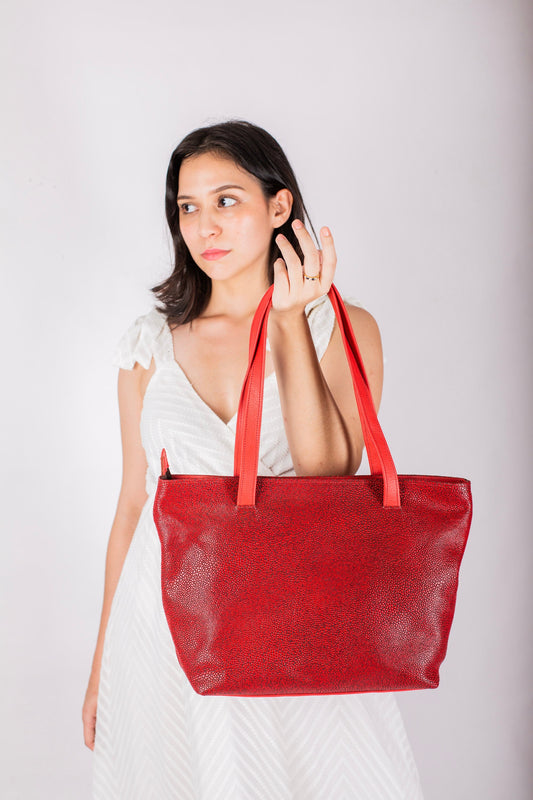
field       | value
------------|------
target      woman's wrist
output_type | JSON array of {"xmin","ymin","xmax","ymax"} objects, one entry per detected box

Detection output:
[{"xmin": 267, "ymin": 306, "xmax": 307, "ymax": 338}]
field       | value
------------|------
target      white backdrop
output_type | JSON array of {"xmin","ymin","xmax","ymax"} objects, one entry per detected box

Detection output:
[{"xmin": 1, "ymin": 0, "xmax": 532, "ymax": 797}]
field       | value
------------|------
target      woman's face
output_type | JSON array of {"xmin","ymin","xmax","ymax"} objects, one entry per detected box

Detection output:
[{"xmin": 177, "ymin": 151, "xmax": 291, "ymax": 285}]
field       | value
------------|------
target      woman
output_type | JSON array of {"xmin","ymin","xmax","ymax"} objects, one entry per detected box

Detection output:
[{"xmin": 83, "ymin": 119, "xmax": 424, "ymax": 799}]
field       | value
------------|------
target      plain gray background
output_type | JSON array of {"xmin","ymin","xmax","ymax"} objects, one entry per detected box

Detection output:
[{"xmin": 1, "ymin": 0, "xmax": 532, "ymax": 797}]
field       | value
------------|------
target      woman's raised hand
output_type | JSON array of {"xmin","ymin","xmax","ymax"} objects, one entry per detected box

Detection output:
[{"xmin": 272, "ymin": 219, "xmax": 337, "ymax": 314}]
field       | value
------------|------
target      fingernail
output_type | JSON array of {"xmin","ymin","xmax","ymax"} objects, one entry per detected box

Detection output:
[
  {"xmin": 293, "ymin": 219, "xmax": 303, "ymax": 229},
  {"xmin": 323, "ymin": 227, "xmax": 330, "ymax": 237}
]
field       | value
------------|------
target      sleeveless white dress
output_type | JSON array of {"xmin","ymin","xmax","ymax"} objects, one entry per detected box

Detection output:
[{"xmin": 92, "ymin": 293, "xmax": 424, "ymax": 800}]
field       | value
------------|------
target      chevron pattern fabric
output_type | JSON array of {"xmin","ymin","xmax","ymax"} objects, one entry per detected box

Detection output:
[{"xmin": 92, "ymin": 296, "xmax": 424, "ymax": 799}]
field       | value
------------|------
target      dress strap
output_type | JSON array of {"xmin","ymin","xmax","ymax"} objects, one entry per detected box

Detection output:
[{"xmin": 111, "ymin": 308, "xmax": 169, "ymax": 369}]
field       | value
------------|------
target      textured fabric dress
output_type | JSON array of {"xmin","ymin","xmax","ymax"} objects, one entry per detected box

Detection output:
[{"xmin": 92, "ymin": 292, "xmax": 424, "ymax": 800}]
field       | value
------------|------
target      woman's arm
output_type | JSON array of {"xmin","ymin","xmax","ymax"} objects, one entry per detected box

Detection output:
[
  {"xmin": 267, "ymin": 302, "xmax": 383, "ymax": 476},
  {"xmin": 82, "ymin": 362, "xmax": 150, "ymax": 750}
]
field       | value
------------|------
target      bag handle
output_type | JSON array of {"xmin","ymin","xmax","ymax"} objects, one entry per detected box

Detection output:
[{"xmin": 233, "ymin": 283, "xmax": 401, "ymax": 508}]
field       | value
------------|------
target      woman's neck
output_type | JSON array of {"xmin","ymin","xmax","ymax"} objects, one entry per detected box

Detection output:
[{"xmin": 203, "ymin": 270, "xmax": 271, "ymax": 320}]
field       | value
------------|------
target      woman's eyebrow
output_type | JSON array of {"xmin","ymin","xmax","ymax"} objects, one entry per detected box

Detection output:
[{"xmin": 177, "ymin": 184, "xmax": 246, "ymax": 200}]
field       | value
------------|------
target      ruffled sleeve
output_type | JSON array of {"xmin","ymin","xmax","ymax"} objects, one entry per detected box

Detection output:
[
  {"xmin": 342, "ymin": 293, "xmax": 365, "ymax": 310},
  {"xmin": 111, "ymin": 308, "xmax": 168, "ymax": 369}
]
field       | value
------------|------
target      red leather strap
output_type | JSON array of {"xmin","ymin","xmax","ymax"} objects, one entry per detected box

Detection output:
[
  {"xmin": 233, "ymin": 287, "xmax": 271, "ymax": 505},
  {"xmin": 234, "ymin": 283, "xmax": 400, "ymax": 508}
]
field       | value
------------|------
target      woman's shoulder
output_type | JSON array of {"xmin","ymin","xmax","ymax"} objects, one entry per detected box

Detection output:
[
  {"xmin": 111, "ymin": 306, "xmax": 169, "ymax": 370},
  {"xmin": 329, "ymin": 293, "xmax": 382, "ymax": 365},
  {"xmin": 341, "ymin": 295, "xmax": 378, "ymax": 330},
  {"xmin": 304, "ymin": 290, "xmax": 368, "ymax": 361}
]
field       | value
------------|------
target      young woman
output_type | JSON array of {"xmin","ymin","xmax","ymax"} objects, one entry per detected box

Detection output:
[{"xmin": 83, "ymin": 119, "xmax": 424, "ymax": 799}]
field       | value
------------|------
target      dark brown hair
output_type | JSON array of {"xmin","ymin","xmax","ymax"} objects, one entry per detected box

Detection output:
[{"xmin": 151, "ymin": 119, "xmax": 319, "ymax": 325}]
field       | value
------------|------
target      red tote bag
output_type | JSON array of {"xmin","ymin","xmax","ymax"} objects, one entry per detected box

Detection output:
[{"xmin": 153, "ymin": 283, "xmax": 472, "ymax": 697}]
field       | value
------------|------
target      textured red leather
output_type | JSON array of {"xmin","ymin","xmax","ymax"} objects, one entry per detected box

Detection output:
[{"xmin": 153, "ymin": 283, "xmax": 473, "ymax": 697}]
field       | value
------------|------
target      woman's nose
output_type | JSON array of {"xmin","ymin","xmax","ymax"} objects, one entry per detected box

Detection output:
[{"xmin": 197, "ymin": 207, "xmax": 222, "ymax": 238}]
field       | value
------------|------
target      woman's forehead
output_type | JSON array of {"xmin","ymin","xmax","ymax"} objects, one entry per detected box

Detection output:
[{"xmin": 178, "ymin": 152, "xmax": 256, "ymax": 193}]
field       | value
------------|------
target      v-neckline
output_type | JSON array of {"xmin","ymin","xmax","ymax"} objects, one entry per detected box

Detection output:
[{"xmin": 165, "ymin": 321, "xmax": 276, "ymax": 428}]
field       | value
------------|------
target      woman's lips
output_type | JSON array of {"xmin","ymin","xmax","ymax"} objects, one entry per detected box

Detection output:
[{"xmin": 201, "ymin": 249, "xmax": 231, "ymax": 260}]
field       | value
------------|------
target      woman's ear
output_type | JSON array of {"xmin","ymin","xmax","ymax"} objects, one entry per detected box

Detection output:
[{"xmin": 270, "ymin": 189, "xmax": 293, "ymax": 229}]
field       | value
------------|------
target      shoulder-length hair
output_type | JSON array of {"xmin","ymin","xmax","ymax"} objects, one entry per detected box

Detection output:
[{"xmin": 151, "ymin": 119, "xmax": 319, "ymax": 326}]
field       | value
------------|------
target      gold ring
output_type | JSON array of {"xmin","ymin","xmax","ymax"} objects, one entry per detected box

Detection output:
[{"xmin": 303, "ymin": 273, "xmax": 320, "ymax": 281}]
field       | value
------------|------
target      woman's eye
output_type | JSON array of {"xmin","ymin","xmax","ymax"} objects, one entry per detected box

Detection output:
[{"xmin": 179, "ymin": 196, "xmax": 237, "ymax": 215}]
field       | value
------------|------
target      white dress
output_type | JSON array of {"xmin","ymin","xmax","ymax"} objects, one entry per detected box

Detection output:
[{"xmin": 92, "ymin": 292, "xmax": 424, "ymax": 800}]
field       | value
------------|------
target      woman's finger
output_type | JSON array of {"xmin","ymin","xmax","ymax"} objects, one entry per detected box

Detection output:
[
  {"xmin": 319, "ymin": 226, "xmax": 337, "ymax": 285},
  {"xmin": 291, "ymin": 219, "xmax": 321, "ymax": 278},
  {"xmin": 275, "ymin": 233, "xmax": 302, "ymax": 288}
]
